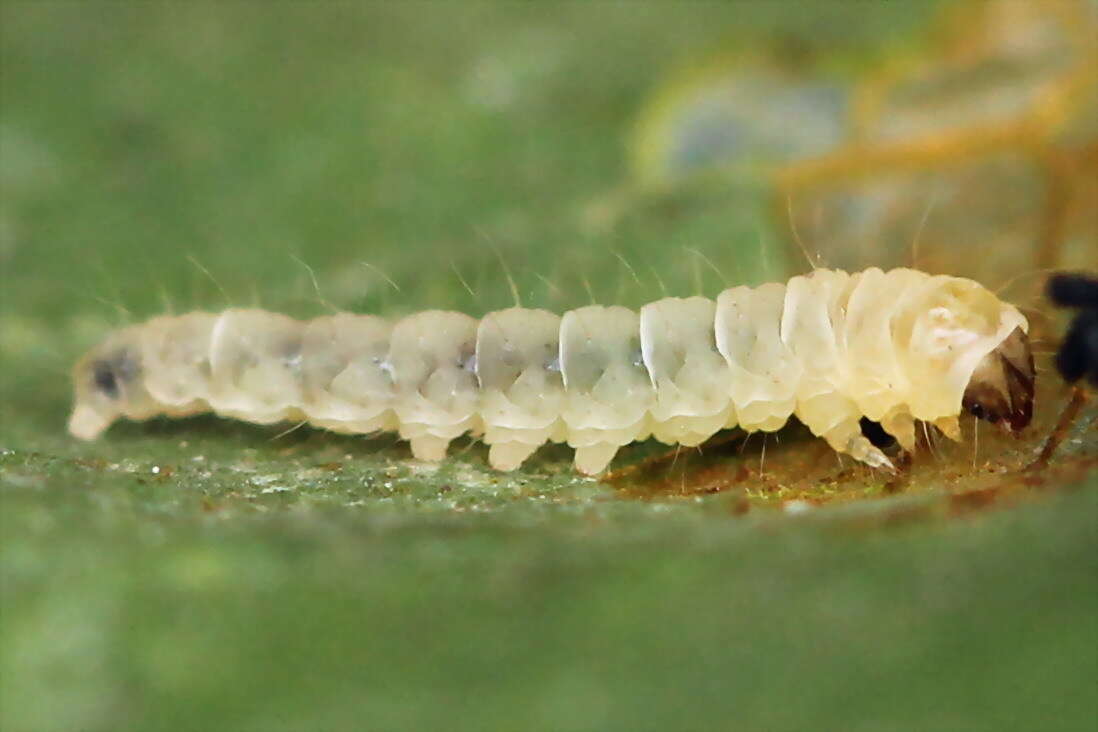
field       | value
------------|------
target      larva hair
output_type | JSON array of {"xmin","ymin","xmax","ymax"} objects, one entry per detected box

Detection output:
[{"xmin": 69, "ymin": 267, "xmax": 1035, "ymax": 475}]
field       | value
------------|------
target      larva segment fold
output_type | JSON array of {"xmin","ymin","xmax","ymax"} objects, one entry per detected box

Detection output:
[
  {"xmin": 843, "ymin": 268, "xmax": 915, "ymax": 420},
  {"xmin": 780, "ymin": 270, "xmax": 896, "ymax": 470},
  {"xmin": 560, "ymin": 306, "xmax": 654, "ymax": 474},
  {"xmin": 69, "ymin": 268, "xmax": 1034, "ymax": 475},
  {"xmin": 387, "ymin": 311, "xmax": 480, "ymax": 460},
  {"xmin": 475, "ymin": 307, "xmax": 565, "ymax": 471},
  {"xmin": 301, "ymin": 313, "xmax": 395, "ymax": 433},
  {"xmin": 714, "ymin": 283, "xmax": 799, "ymax": 432},
  {"xmin": 140, "ymin": 312, "xmax": 217, "ymax": 412},
  {"xmin": 208, "ymin": 310, "xmax": 305, "ymax": 424},
  {"xmin": 641, "ymin": 297, "xmax": 735, "ymax": 446}
]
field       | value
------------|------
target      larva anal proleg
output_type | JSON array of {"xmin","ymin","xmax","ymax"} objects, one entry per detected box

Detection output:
[{"xmin": 69, "ymin": 267, "xmax": 1035, "ymax": 475}]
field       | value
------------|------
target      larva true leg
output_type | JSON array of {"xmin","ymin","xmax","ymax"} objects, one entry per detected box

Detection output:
[
  {"xmin": 880, "ymin": 410, "xmax": 917, "ymax": 452},
  {"xmin": 825, "ymin": 426, "xmax": 895, "ymax": 471}
]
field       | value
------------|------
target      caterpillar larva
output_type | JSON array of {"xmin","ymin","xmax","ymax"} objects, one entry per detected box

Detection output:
[{"xmin": 68, "ymin": 267, "xmax": 1035, "ymax": 475}]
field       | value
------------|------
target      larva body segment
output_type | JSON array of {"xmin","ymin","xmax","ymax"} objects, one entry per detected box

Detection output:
[
  {"xmin": 387, "ymin": 311, "xmax": 480, "ymax": 460},
  {"xmin": 782, "ymin": 270, "xmax": 889, "ymax": 466},
  {"xmin": 559, "ymin": 306, "xmax": 655, "ymax": 474},
  {"xmin": 208, "ymin": 310, "xmax": 304, "ymax": 424},
  {"xmin": 141, "ymin": 312, "xmax": 218, "ymax": 413},
  {"xmin": 641, "ymin": 296, "xmax": 734, "ymax": 446},
  {"xmin": 476, "ymin": 308, "xmax": 565, "ymax": 471},
  {"xmin": 301, "ymin": 313, "xmax": 395, "ymax": 434},
  {"xmin": 714, "ymin": 283, "xmax": 800, "ymax": 432},
  {"xmin": 69, "ymin": 268, "xmax": 1035, "ymax": 475}
]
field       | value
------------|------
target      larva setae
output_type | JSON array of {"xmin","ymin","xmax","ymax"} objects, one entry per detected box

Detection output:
[{"xmin": 69, "ymin": 267, "xmax": 1036, "ymax": 475}]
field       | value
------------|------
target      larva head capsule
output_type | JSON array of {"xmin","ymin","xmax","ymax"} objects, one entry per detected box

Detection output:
[
  {"xmin": 961, "ymin": 326, "xmax": 1035, "ymax": 433},
  {"xmin": 68, "ymin": 327, "xmax": 155, "ymax": 440}
]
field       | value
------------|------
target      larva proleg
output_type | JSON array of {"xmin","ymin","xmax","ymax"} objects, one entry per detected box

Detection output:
[{"xmin": 69, "ymin": 268, "xmax": 1035, "ymax": 475}]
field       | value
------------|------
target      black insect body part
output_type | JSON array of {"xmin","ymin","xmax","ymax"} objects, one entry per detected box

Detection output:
[
  {"xmin": 1048, "ymin": 273, "xmax": 1098, "ymax": 387},
  {"xmin": 1028, "ymin": 272, "xmax": 1097, "ymax": 470}
]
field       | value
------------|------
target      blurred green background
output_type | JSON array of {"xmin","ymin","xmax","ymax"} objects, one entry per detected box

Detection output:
[{"xmin": 2, "ymin": 2, "xmax": 1095, "ymax": 731}]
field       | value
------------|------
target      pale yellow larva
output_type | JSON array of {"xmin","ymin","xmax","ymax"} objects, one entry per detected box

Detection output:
[{"xmin": 68, "ymin": 267, "xmax": 1035, "ymax": 475}]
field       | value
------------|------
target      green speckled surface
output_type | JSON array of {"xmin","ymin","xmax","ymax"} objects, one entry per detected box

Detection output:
[{"xmin": 2, "ymin": 3, "xmax": 1095, "ymax": 730}]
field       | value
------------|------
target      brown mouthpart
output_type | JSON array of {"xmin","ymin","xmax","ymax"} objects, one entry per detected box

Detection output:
[{"xmin": 961, "ymin": 327, "xmax": 1035, "ymax": 434}]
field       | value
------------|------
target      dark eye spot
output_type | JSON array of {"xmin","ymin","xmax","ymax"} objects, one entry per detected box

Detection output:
[
  {"xmin": 91, "ymin": 350, "xmax": 139, "ymax": 399},
  {"xmin": 967, "ymin": 403, "xmax": 985, "ymax": 419},
  {"xmin": 93, "ymin": 361, "xmax": 119, "ymax": 398}
]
